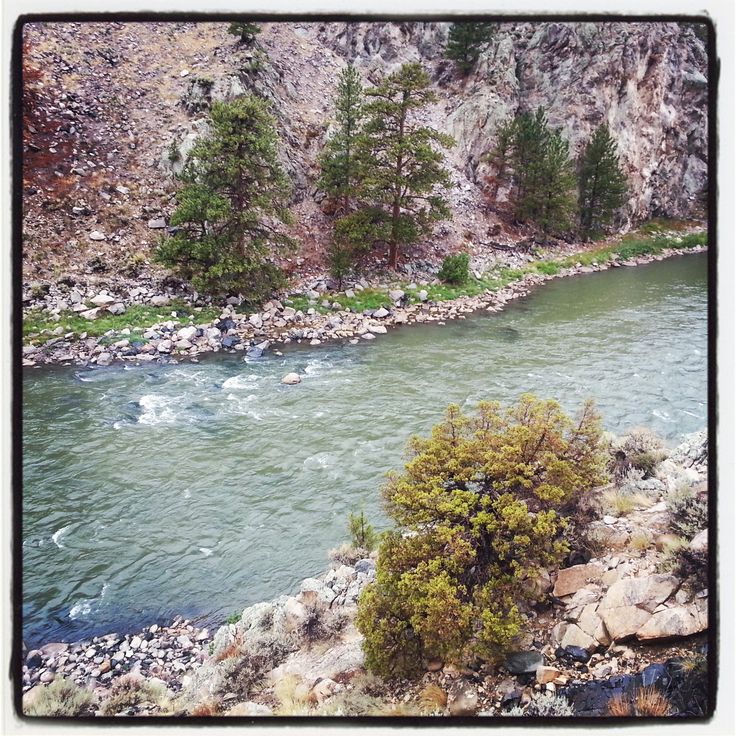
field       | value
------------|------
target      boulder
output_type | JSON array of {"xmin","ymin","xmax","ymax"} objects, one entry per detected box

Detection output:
[
  {"xmin": 636, "ymin": 601, "xmax": 707, "ymax": 641},
  {"xmin": 225, "ymin": 701, "xmax": 272, "ymax": 716},
  {"xmin": 447, "ymin": 680, "xmax": 478, "ymax": 716},
  {"xmin": 367, "ymin": 324, "xmax": 387, "ymax": 334},
  {"xmin": 536, "ymin": 666, "xmax": 562, "ymax": 684},
  {"xmin": 90, "ymin": 293, "xmax": 116, "ymax": 307},
  {"xmin": 80, "ymin": 308, "xmax": 100, "ymax": 320},
  {"xmin": 505, "ymin": 650, "xmax": 543, "ymax": 675},
  {"xmin": 281, "ymin": 373, "xmax": 301, "ymax": 385},
  {"xmin": 599, "ymin": 605, "xmax": 653, "ymax": 641},
  {"xmin": 560, "ymin": 623, "xmax": 598, "ymax": 652},
  {"xmin": 389, "ymin": 289, "xmax": 405, "ymax": 303},
  {"xmin": 107, "ymin": 302, "xmax": 126, "ymax": 315},
  {"xmin": 177, "ymin": 325, "xmax": 198, "ymax": 341},
  {"xmin": 553, "ymin": 563, "xmax": 604, "ymax": 597},
  {"xmin": 373, "ymin": 307, "xmax": 390, "ymax": 319},
  {"xmin": 150, "ymin": 295, "xmax": 170, "ymax": 307},
  {"xmin": 689, "ymin": 528, "xmax": 708, "ymax": 554},
  {"xmin": 599, "ymin": 575, "xmax": 679, "ymax": 613},
  {"xmin": 147, "ymin": 217, "xmax": 167, "ymax": 229}
]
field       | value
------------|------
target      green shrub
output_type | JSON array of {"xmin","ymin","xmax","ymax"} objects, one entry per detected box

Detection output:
[
  {"xmin": 666, "ymin": 482, "xmax": 707, "ymax": 539},
  {"xmin": 348, "ymin": 510, "xmax": 378, "ymax": 552},
  {"xmin": 99, "ymin": 674, "xmax": 169, "ymax": 716},
  {"xmin": 630, "ymin": 450, "xmax": 665, "ymax": 478},
  {"xmin": 437, "ymin": 253, "xmax": 470, "ymax": 284},
  {"xmin": 535, "ymin": 260, "xmax": 561, "ymax": 276},
  {"xmin": 356, "ymin": 394, "xmax": 607, "ymax": 678},
  {"xmin": 24, "ymin": 677, "xmax": 96, "ymax": 717},
  {"xmin": 226, "ymin": 611, "xmax": 242, "ymax": 625}
]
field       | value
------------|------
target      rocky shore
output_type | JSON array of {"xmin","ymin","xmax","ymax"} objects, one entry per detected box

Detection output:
[
  {"xmin": 22, "ymin": 242, "xmax": 707, "ymax": 369},
  {"xmin": 21, "ymin": 430, "xmax": 710, "ymax": 718}
]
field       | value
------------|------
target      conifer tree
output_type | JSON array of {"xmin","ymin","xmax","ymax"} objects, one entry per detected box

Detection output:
[
  {"xmin": 488, "ymin": 107, "xmax": 576, "ymax": 234},
  {"xmin": 578, "ymin": 123, "xmax": 628, "ymax": 235},
  {"xmin": 228, "ymin": 22, "xmax": 261, "ymax": 45},
  {"xmin": 155, "ymin": 97, "xmax": 293, "ymax": 300},
  {"xmin": 356, "ymin": 62, "xmax": 454, "ymax": 269},
  {"xmin": 356, "ymin": 395, "xmax": 606, "ymax": 678},
  {"xmin": 446, "ymin": 22, "xmax": 495, "ymax": 74},
  {"xmin": 318, "ymin": 64, "xmax": 364, "ymax": 213}
]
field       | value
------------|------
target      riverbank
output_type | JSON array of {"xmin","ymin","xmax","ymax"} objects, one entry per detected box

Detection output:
[
  {"xmin": 21, "ymin": 227, "xmax": 707, "ymax": 368},
  {"xmin": 21, "ymin": 430, "xmax": 710, "ymax": 717}
]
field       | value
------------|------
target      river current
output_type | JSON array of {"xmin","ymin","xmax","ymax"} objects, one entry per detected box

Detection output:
[{"xmin": 22, "ymin": 253, "xmax": 708, "ymax": 646}]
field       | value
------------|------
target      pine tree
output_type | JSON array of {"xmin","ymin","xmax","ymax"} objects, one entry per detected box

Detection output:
[
  {"xmin": 488, "ymin": 108, "xmax": 576, "ymax": 234},
  {"xmin": 356, "ymin": 62, "xmax": 454, "ymax": 269},
  {"xmin": 446, "ymin": 22, "xmax": 495, "ymax": 74},
  {"xmin": 228, "ymin": 22, "xmax": 261, "ymax": 45},
  {"xmin": 578, "ymin": 123, "xmax": 628, "ymax": 235},
  {"xmin": 155, "ymin": 97, "xmax": 293, "ymax": 300},
  {"xmin": 318, "ymin": 64, "xmax": 364, "ymax": 213}
]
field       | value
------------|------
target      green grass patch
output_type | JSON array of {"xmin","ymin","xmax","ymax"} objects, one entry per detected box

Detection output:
[
  {"xmin": 535, "ymin": 260, "xmax": 562, "ymax": 276},
  {"xmin": 23, "ymin": 300, "xmax": 220, "ymax": 342}
]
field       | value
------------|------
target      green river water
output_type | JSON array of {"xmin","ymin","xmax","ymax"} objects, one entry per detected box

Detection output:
[{"xmin": 22, "ymin": 253, "xmax": 708, "ymax": 646}]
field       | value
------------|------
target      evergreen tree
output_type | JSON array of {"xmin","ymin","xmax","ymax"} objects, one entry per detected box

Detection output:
[
  {"xmin": 155, "ymin": 97, "xmax": 293, "ymax": 300},
  {"xmin": 356, "ymin": 395, "xmax": 607, "ymax": 678},
  {"xmin": 578, "ymin": 123, "xmax": 628, "ymax": 235},
  {"xmin": 318, "ymin": 64, "xmax": 364, "ymax": 212},
  {"xmin": 228, "ymin": 22, "xmax": 261, "ymax": 45},
  {"xmin": 488, "ymin": 108, "xmax": 576, "ymax": 234},
  {"xmin": 356, "ymin": 62, "xmax": 454, "ymax": 269},
  {"xmin": 446, "ymin": 22, "xmax": 495, "ymax": 74}
]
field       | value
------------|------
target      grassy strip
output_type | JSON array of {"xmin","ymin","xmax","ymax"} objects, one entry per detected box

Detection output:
[
  {"xmin": 24, "ymin": 300, "xmax": 221, "ymax": 343},
  {"xmin": 24, "ymin": 226, "xmax": 706, "ymax": 345}
]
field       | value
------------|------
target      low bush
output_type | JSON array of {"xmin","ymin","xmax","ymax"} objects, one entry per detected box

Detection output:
[
  {"xmin": 607, "ymin": 686, "xmax": 672, "ymax": 716},
  {"xmin": 24, "ymin": 677, "xmax": 96, "ymax": 717},
  {"xmin": 437, "ymin": 253, "xmax": 470, "ymax": 284},
  {"xmin": 99, "ymin": 673, "xmax": 169, "ymax": 716},
  {"xmin": 666, "ymin": 483, "xmax": 708, "ymax": 539},
  {"xmin": 504, "ymin": 692, "xmax": 574, "ymax": 717}
]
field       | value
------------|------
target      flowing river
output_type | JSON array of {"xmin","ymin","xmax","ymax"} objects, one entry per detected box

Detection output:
[{"xmin": 22, "ymin": 253, "xmax": 708, "ymax": 646}]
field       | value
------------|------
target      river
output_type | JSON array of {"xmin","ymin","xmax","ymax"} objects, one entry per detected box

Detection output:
[{"xmin": 21, "ymin": 253, "xmax": 708, "ymax": 646}]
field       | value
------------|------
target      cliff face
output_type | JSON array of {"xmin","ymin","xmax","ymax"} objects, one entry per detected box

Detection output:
[{"xmin": 22, "ymin": 20, "xmax": 708, "ymax": 281}]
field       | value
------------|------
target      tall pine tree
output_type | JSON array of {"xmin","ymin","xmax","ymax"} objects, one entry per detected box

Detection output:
[
  {"xmin": 487, "ymin": 107, "xmax": 576, "ymax": 234},
  {"xmin": 446, "ymin": 23, "xmax": 495, "ymax": 74},
  {"xmin": 578, "ymin": 123, "xmax": 628, "ymax": 234},
  {"xmin": 318, "ymin": 64, "xmax": 364, "ymax": 213},
  {"xmin": 356, "ymin": 62, "xmax": 454, "ymax": 269},
  {"xmin": 155, "ymin": 97, "xmax": 293, "ymax": 299}
]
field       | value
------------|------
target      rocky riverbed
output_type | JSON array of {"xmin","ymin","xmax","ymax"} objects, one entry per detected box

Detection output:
[
  {"xmin": 22, "ymin": 242, "xmax": 707, "ymax": 369},
  {"xmin": 20, "ymin": 430, "xmax": 710, "ymax": 718}
]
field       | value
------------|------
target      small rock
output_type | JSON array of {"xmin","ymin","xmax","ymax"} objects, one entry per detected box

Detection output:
[
  {"xmin": 505, "ymin": 650, "xmax": 543, "ymax": 675},
  {"xmin": 281, "ymin": 373, "xmax": 301, "ymax": 385},
  {"xmin": 535, "ymin": 665, "xmax": 561, "ymax": 684},
  {"xmin": 89, "ymin": 230, "xmax": 106, "ymax": 241}
]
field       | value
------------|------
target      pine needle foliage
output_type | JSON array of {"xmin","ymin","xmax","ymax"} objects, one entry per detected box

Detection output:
[
  {"xmin": 489, "ymin": 108, "xmax": 577, "ymax": 233},
  {"xmin": 228, "ymin": 22, "xmax": 261, "ymax": 45},
  {"xmin": 446, "ymin": 23, "xmax": 495, "ymax": 74},
  {"xmin": 356, "ymin": 394, "xmax": 607, "ymax": 678},
  {"xmin": 355, "ymin": 62, "xmax": 454, "ymax": 269},
  {"xmin": 578, "ymin": 123, "xmax": 628, "ymax": 235},
  {"xmin": 155, "ymin": 97, "xmax": 294, "ymax": 300}
]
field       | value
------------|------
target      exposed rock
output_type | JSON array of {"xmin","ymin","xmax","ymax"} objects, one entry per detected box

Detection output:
[
  {"xmin": 599, "ymin": 575, "xmax": 679, "ymax": 613},
  {"xmin": 281, "ymin": 372, "xmax": 301, "ymax": 385},
  {"xmin": 598, "ymin": 605, "xmax": 654, "ymax": 642},
  {"xmin": 150, "ymin": 295, "xmax": 170, "ymax": 307},
  {"xmin": 560, "ymin": 623, "xmax": 598, "ymax": 652},
  {"xmin": 553, "ymin": 563, "xmax": 604, "ymax": 597},
  {"xmin": 225, "ymin": 701, "xmax": 272, "ymax": 716},
  {"xmin": 636, "ymin": 600, "xmax": 707, "ymax": 641},
  {"xmin": 89, "ymin": 230, "xmax": 106, "ymax": 241},
  {"xmin": 505, "ymin": 650, "xmax": 543, "ymax": 675},
  {"xmin": 536, "ymin": 665, "xmax": 562, "ymax": 684},
  {"xmin": 447, "ymin": 680, "xmax": 478, "ymax": 716},
  {"xmin": 147, "ymin": 217, "xmax": 167, "ymax": 229},
  {"xmin": 689, "ymin": 528, "xmax": 708, "ymax": 554}
]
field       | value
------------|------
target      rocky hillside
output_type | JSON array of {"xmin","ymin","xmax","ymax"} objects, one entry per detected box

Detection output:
[{"xmin": 22, "ymin": 20, "xmax": 707, "ymax": 289}]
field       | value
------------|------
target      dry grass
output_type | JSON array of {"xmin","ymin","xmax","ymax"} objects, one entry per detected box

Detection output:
[
  {"xmin": 630, "ymin": 530, "xmax": 653, "ymax": 552},
  {"xmin": 273, "ymin": 674, "xmax": 312, "ymax": 716},
  {"xmin": 602, "ymin": 488, "xmax": 655, "ymax": 516},
  {"xmin": 190, "ymin": 700, "xmax": 221, "ymax": 717},
  {"xmin": 24, "ymin": 677, "xmax": 96, "ymax": 717},
  {"xmin": 214, "ymin": 632, "xmax": 244, "ymax": 662},
  {"xmin": 607, "ymin": 687, "xmax": 672, "ymax": 717},
  {"xmin": 418, "ymin": 683, "xmax": 448, "ymax": 714}
]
